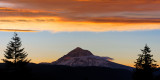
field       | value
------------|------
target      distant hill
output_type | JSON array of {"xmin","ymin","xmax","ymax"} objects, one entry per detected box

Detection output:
[{"xmin": 52, "ymin": 47, "xmax": 133, "ymax": 70}]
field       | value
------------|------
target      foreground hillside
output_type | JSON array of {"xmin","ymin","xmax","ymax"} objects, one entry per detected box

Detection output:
[
  {"xmin": 29, "ymin": 64, "xmax": 133, "ymax": 80},
  {"xmin": 1, "ymin": 63, "xmax": 160, "ymax": 80}
]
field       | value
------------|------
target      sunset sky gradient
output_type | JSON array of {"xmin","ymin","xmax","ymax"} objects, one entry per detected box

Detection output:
[{"xmin": 0, "ymin": 0, "xmax": 160, "ymax": 67}]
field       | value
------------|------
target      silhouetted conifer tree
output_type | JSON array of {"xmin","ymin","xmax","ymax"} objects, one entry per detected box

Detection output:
[
  {"xmin": 2, "ymin": 32, "xmax": 31, "ymax": 79},
  {"xmin": 133, "ymin": 45, "xmax": 158, "ymax": 80}
]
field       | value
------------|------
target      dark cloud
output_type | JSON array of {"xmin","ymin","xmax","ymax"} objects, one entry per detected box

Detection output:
[
  {"xmin": 0, "ymin": 29, "xmax": 38, "ymax": 32},
  {"xmin": 85, "ymin": 17, "xmax": 160, "ymax": 23},
  {"xmin": 0, "ymin": 20, "xmax": 14, "ymax": 22},
  {"xmin": 16, "ymin": 20, "xmax": 31, "ymax": 22},
  {"xmin": 35, "ymin": 19, "xmax": 55, "ymax": 22},
  {"xmin": 0, "ymin": 7, "xmax": 57, "ymax": 17},
  {"xmin": 58, "ymin": 16, "xmax": 160, "ymax": 23},
  {"xmin": 0, "ymin": 19, "xmax": 55, "ymax": 22}
]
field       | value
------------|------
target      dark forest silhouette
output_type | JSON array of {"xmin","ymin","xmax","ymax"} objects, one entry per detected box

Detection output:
[{"xmin": 0, "ymin": 33, "xmax": 160, "ymax": 80}]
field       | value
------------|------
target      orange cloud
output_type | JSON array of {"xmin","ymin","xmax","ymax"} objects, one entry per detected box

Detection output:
[
  {"xmin": 1, "ymin": 7, "xmax": 160, "ymax": 23},
  {"xmin": 3, "ymin": 0, "xmax": 160, "ymax": 12},
  {"xmin": 1, "ymin": 19, "xmax": 160, "ymax": 33},
  {"xmin": 0, "ymin": 0, "xmax": 160, "ymax": 32}
]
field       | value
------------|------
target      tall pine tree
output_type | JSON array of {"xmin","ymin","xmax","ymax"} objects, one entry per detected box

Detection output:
[
  {"xmin": 133, "ymin": 45, "xmax": 158, "ymax": 80},
  {"xmin": 2, "ymin": 32, "xmax": 31, "ymax": 69}
]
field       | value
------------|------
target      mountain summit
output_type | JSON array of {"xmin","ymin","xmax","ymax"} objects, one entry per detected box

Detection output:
[
  {"xmin": 66, "ymin": 47, "xmax": 93, "ymax": 57},
  {"xmin": 52, "ymin": 47, "xmax": 133, "ymax": 70}
]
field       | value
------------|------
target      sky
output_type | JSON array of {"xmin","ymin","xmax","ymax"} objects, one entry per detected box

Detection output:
[{"xmin": 0, "ymin": 0, "xmax": 160, "ymax": 67}]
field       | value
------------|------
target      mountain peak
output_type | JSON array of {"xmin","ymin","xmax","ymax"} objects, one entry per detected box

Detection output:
[
  {"xmin": 66, "ymin": 47, "xmax": 93, "ymax": 57},
  {"xmin": 74, "ymin": 47, "xmax": 83, "ymax": 50}
]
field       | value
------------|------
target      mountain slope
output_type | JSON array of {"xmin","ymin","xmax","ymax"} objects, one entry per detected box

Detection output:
[{"xmin": 52, "ymin": 47, "xmax": 133, "ymax": 70}]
